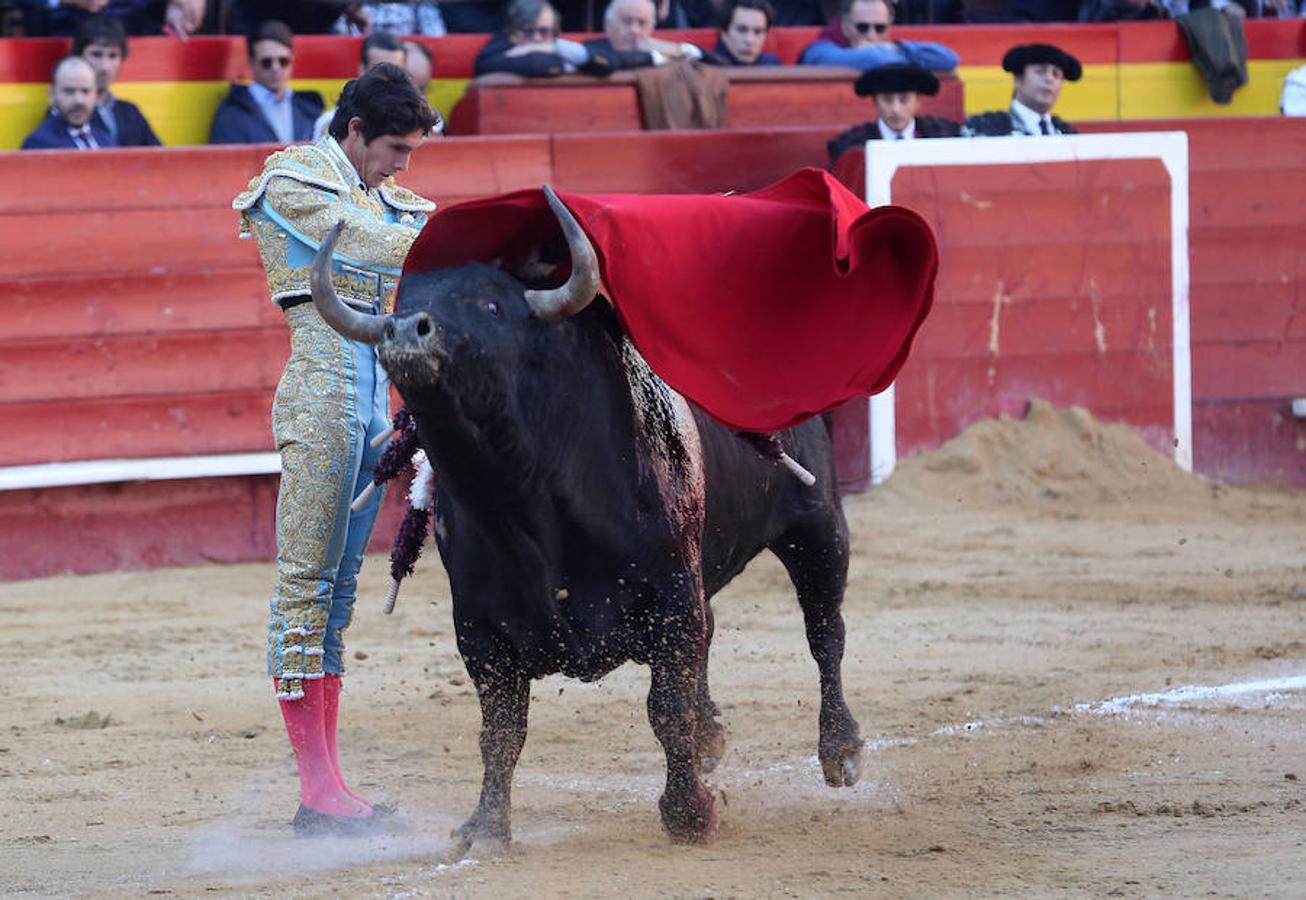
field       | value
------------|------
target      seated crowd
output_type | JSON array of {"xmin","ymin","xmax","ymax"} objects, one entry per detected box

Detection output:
[
  {"xmin": 9, "ymin": 0, "xmax": 1291, "ymax": 158},
  {"xmin": 5, "ymin": 0, "xmax": 1294, "ymax": 37}
]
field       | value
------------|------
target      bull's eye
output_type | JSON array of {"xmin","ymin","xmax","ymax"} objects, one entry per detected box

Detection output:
[{"xmin": 484, "ymin": 301, "xmax": 502, "ymax": 318}]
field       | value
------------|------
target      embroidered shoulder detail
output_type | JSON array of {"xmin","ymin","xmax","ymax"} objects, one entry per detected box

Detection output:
[
  {"xmin": 232, "ymin": 144, "xmax": 350, "ymax": 212},
  {"xmin": 378, "ymin": 179, "xmax": 437, "ymax": 213}
]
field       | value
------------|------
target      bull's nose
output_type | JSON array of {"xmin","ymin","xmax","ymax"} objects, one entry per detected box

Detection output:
[
  {"xmin": 414, "ymin": 313, "xmax": 433, "ymax": 338},
  {"xmin": 384, "ymin": 318, "xmax": 397, "ymax": 341}
]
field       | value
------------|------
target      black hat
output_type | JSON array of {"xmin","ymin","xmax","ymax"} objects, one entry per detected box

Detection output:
[
  {"xmin": 854, "ymin": 64, "xmax": 940, "ymax": 98},
  {"xmin": 1001, "ymin": 44, "xmax": 1082, "ymax": 82}
]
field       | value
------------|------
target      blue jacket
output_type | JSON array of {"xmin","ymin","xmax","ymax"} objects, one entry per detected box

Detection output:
[
  {"xmin": 712, "ymin": 38, "xmax": 782, "ymax": 66},
  {"xmin": 21, "ymin": 111, "xmax": 116, "ymax": 150},
  {"xmin": 799, "ymin": 38, "xmax": 958, "ymax": 71},
  {"xmin": 209, "ymin": 83, "xmax": 324, "ymax": 145},
  {"xmin": 99, "ymin": 96, "xmax": 162, "ymax": 147}
]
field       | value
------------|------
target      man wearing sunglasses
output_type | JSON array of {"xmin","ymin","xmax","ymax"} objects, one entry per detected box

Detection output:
[
  {"xmin": 210, "ymin": 20, "xmax": 324, "ymax": 145},
  {"xmin": 474, "ymin": 0, "xmax": 614, "ymax": 77},
  {"xmin": 800, "ymin": 0, "xmax": 958, "ymax": 73}
]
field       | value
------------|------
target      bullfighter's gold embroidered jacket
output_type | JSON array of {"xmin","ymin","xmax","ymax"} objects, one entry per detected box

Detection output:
[{"xmin": 232, "ymin": 137, "xmax": 434, "ymax": 313}]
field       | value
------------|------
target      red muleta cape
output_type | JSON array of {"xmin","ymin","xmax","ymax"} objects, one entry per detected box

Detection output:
[{"xmin": 404, "ymin": 167, "xmax": 938, "ymax": 433}]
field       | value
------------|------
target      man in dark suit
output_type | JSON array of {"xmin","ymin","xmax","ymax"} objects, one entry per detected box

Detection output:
[
  {"xmin": 73, "ymin": 16, "xmax": 161, "ymax": 147},
  {"xmin": 827, "ymin": 64, "xmax": 959, "ymax": 163},
  {"xmin": 715, "ymin": 0, "xmax": 783, "ymax": 66},
  {"xmin": 963, "ymin": 43, "xmax": 1080, "ymax": 136},
  {"xmin": 475, "ymin": 0, "xmax": 615, "ymax": 77},
  {"xmin": 210, "ymin": 20, "xmax": 324, "ymax": 145},
  {"xmin": 584, "ymin": 0, "xmax": 710, "ymax": 70},
  {"xmin": 22, "ymin": 56, "xmax": 116, "ymax": 151}
]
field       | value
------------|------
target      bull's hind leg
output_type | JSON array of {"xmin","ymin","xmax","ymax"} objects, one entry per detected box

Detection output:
[
  {"xmin": 770, "ymin": 514, "xmax": 864, "ymax": 787},
  {"xmin": 450, "ymin": 647, "xmax": 530, "ymax": 859}
]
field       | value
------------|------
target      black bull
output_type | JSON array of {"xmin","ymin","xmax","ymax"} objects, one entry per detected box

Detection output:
[{"xmin": 310, "ymin": 189, "xmax": 864, "ymax": 852}]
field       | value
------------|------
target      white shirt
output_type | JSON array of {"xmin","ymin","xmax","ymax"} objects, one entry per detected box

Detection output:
[
  {"xmin": 323, "ymin": 135, "xmax": 367, "ymax": 192},
  {"xmin": 1011, "ymin": 98, "xmax": 1054, "ymax": 136},
  {"xmin": 876, "ymin": 118, "xmax": 916, "ymax": 141},
  {"xmin": 249, "ymin": 81, "xmax": 295, "ymax": 144}
]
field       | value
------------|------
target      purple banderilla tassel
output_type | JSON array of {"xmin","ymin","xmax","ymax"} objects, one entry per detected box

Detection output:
[
  {"xmin": 372, "ymin": 406, "xmax": 419, "ymax": 486},
  {"xmin": 389, "ymin": 503, "xmax": 431, "ymax": 583}
]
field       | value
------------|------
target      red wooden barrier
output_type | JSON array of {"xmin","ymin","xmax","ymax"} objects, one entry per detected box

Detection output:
[
  {"xmin": 2, "ymin": 118, "xmax": 1302, "ymax": 580},
  {"xmin": 448, "ymin": 67, "xmax": 964, "ymax": 135}
]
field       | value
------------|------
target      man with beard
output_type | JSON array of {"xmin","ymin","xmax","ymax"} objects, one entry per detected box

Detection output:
[
  {"xmin": 21, "ymin": 56, "xmax": 115, "ymax": 150},
  {"xmin": 963, "ymin": 43, "xmax": 1080, "ymax": 136},
  {"xmin": 827, "ymin": 64, "xmax": 960, "ymax": 164},
  {"xmin": 73, "ymin": 16, "xmax": 161, "ymax": 147}
]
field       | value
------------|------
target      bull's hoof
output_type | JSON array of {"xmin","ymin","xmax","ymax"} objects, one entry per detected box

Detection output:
[
  {"xmin": 819, "ymin": 739, "xmax": 864, "ymax": 788},
  {"xmin": 445, "ymin": 811, "xmax": 510, "ymax": 861},
  {"xmin": 697, "ymin": 720, "xmax": 727, "ymax": 774},
  {"xmin": 659, "ymin": 785, "xmax": 718, "ymax": 845}
]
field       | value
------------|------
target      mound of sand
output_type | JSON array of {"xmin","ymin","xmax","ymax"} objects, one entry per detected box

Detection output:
[{"xmin": 882, "ymin": 398, "xmax": 1220, "ymax": 507}]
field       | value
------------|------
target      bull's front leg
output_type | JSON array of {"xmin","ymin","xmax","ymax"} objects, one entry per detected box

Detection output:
[
  {"xmin": 647, "ymin": 597, "xmax": 718, "ymax": 844},
  {"xmin": 449, "ymin": 654, "xmax": 529, "ymax": 858}
]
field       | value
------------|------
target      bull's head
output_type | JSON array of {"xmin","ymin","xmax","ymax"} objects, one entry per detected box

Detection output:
[{"xmin": 309, "ymin": 185, "xmax": 603, "ymax": 355}]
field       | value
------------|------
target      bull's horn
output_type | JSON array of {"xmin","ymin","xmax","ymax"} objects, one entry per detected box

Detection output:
[
  {"xmin": 310, "ymin": 220, "xmax": 389, "ymax": 345},
  {"xmin": 524, "ymin": 185, "xmax": 601, "ymax": 322}
]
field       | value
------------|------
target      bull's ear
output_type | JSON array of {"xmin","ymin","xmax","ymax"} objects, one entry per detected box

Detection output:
[{"xmin": 515, "ymin": 248, "xmax": 559, "ymax": 283}]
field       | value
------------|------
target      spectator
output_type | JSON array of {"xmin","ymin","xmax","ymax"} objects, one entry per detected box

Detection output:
[
  {"xmin": 210, "ymin": 20, "xmax": 324, "ymax": 145},
  {"xmin": 799, "ymin": 0, "xmax": 959, "ymax": 71},
  {"xmin": 72, "ymin": 16, "xmax": 161, "ymax": 147},
  {"xmin": 405, "ymin": 41, "xmax": 435, "ymax": 92},
  {"xmin": 15, "ymin": 0, "xmax": 204, "ymax": 37},
  {"xmin": 475, "ymin": 0, "xmax": 615, "ymax": 76},
  {"xmin": 827, "ymin": 63, "xmax": 960, "ymax": 162},
  {"xmin": 21, "ymin": 56, "xmax": 116, "ymax": 150},
  {"xmin": 314, "ymin": 31, "xmax": 406, "ymax": 139},
  {"xmin": 963, "ymin": 43, "xmax": 1079, "ymax": 135},
  {"xmin": 715, "ymin": 0, "xmax": 783, "ymax": 65},
  {"xmin": 333, "ymin": 1, "xmax": 448, "ymax": 34},
  {"xmin": 584, "ymin": 0, "xmax": 710, "ymax": 69}
]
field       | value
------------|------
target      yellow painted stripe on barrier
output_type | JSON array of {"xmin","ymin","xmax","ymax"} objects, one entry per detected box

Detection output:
[
  {"xmin": 0, "ymin": 83, "xmax": 49, "ymax": 150},
  {"xmin": 1119, "ymin": 60, "xmax": 1298, "ymax": 119},
  {"xmin": 0, "ymin": 77, "xmax": 472, "ymax": 151}
]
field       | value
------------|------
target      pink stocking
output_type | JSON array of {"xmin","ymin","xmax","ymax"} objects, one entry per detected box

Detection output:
[
  {"xmin": 277, "ymin": 678, "xmax": 370, "ymax": 817},
  {"xmin": 321, "ymin": 674, "xmax": 373, "ymax": 810}
]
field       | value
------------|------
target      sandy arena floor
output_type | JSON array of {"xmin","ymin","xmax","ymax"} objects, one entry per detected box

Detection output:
[{"xmin": 2, "ymin": 402, "xmax": 1304, "ymax": 898}]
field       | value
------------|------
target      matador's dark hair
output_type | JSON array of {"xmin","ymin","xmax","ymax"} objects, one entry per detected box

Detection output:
[{"xmin": 328, "ymin": 62, "xmax": 442, "ymax": 142}]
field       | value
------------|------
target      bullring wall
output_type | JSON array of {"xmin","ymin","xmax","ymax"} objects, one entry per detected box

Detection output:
[
  {"xmin": 2, "ymin": 20, "xmax": 1306, "ymax": 147},
  {"xmin": 0, "ymin": 121, "xmax": 1302, "ymax": 580}
]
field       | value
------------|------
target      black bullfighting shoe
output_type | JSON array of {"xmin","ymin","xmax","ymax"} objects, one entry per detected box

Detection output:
[{"xmin": 291, "ymin": 803, "xmax": 395, "ymax": 838}]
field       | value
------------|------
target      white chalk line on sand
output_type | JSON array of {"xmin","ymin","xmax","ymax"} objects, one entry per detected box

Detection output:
[
  {"xmin": 1075, "ymin": 673, "xmax": 1306, "ymax": 715},
  {"xmin": 518, "ymin": 669, "xmax": 1306, "ymax": 800}
]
